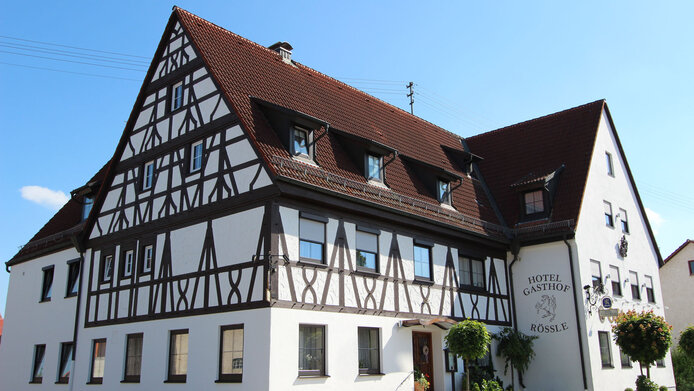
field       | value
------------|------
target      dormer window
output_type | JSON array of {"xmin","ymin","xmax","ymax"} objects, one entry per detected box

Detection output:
[
  {"xmin": 366, "ymin": 154, "xmax": 383, "ymax": 182},
  {"xmin": 82, "ymin": 196, "xmax": 94, "ymax": 221},
  {"xmin": 171, "ymin": 81, "xmax": 183, "ymax": 111},
  {"xmin": 524, "ymin": 190, "xmax": 545, "ymax": 215},
  {"xmin": 291, "ymin": 127, "xmax": 310, "ymax": 157},
  {"xmin": 438, "ymin": 179, "xmax": 451, "ymax": 204}
]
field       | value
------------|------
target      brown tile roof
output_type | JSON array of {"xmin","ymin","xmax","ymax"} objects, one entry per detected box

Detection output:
[
  {"xmin": 174, "ymin": 8, "xmax": 504, "ymax": 238},
  {"xmin": 7, "ymin": 161, "xmax": 111, "ymax": 266},
  {"xmin": 662, "ymin": 239, "xmax": 694, "ymax": 265},
  {"xmin": 466, "ymin": 100, "xmax": 605, "ymax": 228}
]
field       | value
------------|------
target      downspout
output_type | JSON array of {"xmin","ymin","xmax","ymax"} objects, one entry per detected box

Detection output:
[
  {"xmin": 68, "ymin": 235, "xmax": 86, "ymax": 391},
  {"xmin": 563, "ymin": 236, "xmax": 588, "ymax": 391},
  {"xmin": 508, "ymin": 238, "xmax": 524, "ymax": 390}
]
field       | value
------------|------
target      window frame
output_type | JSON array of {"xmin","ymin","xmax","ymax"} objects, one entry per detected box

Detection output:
[
  {"xmin": 57, "ymin": 342, "xmax": 74, "ymax": 384},
  {"xmin": 189, "ymin": 140, "xmax": 204, "ymax": 173},
  {"xmin": 142, "ymin": 160, "xmax": 155, "ymax": 191},
  {"xmin": 606, "ymin": 151, "xmax": 614, "ymax": 177},
  {"xmin": 458, "ymin": 256, "xmax": 486, "ymax": 290},
  {"xmin": 167, "ymin": 329, "xmax": 189, "ymax": 383},
  {"xmin": 170, "ymin": 81, "xmax": 184, "ymax": 112},
  {"xmin": 365, "ymin": 154, "xmax": 383, "ymax": 182},
  {"xmin": 82, "ymin": 196, "xmax": 94, "ymax": 221},
  {"xmin": 298, "ymin": 324, "xmax": 326, "ymax": 377},
  {"xmin": 644, "ymin": 275, "xmax": 655, "ymax": 303},
  {"xmin": 413, "ymin": 241, "xmax": 433, "ymax": 281},
  {"xmin": 65, "ymin": 259, "xmax": 80, "ymax": 298},
  {"xmin": 121, "ymin": 249, "xmax": 135, "ymax": 280},
  {"xmin": 437, "ymin": 179, "xmax": 451, "ymax": 205},
  {"xmin": 291, "ymin": 126, "xmax": 312, "ymax": 159},
  {"xmin": 629, "ymin": 271, "xmax": 640, "ymax": 300},
  {"xmin": 590, "ymin": 260, "xmax": 602, "ymax": 290},
  {"xmin": 609, "ymin": 265, "xmax": 622, "ymax": 297},
  {"xmin": 40, "ymin": 265, "xmax": 54, "ymax": 302},
  {"xmin": 357, "ymin": 327, "xmax": 381, "ymax": 375},
  {"xmin": 620, "ymin": 348, "xmax": 632, "ymax": 368},
  {"xmin": 523, "ymin": 189, "xmax": 546, "ymax": 216},
  {"xmin": 89, "ymin": 338, "xmax": 106, "ymax": 384},
  {"xmin": 656, "ymin": 358, "xmax": 665, "ymax": 368},
  {"xmin": 619, "ymin": 208, "xmax": 629, "ymax": 234},
  {"xmin": 218, "ymin": 324, "xmax": 244, "ymax": 383},
  {"xmin": 30, "ymin": 344, "xmax": 46, "ymax": 384},
  {"xmin": 140, "ymin": 243, "xmax": 155, "ymax": 276},
  {"xmin": 689, "ymin": 260, "xmax": 694, "ymax": 275},
  {"xmin": 299, "ymin": 214, "xmax": 327, "ymax": 265},
  {"xmin": 100, "ymin": 254, "xmax": 114, "ymax": 284},
  {"xmin": 604, "ymin": 201, "xmax": 614, "ymax": 228},
  {"xmin": 355, "ymin": 226, "xmax": 379, "ymax": 273},
  {"xmin": 123, "ymin": 333, "xmax": 143, "ymax": 383},
  {"xmin": 598, "ymin": 331, "xmax": 613, "ymax": 368}
]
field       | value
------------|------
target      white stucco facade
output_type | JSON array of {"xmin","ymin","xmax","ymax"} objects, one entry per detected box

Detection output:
[{"xmin": 660, "ymin": 241, "xmax": 694, "ymax": 346}]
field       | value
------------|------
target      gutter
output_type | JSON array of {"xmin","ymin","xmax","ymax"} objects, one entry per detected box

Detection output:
[
  {"xmin": 507, "ymin": 238, "xmax": 524, "ymax": 389},
  {"xmin": 563, "ymin": 236, "xmax": 588, "ymax": 391},
  {"xmin": 68, "ymin": 250, "xmax": 85, "ymax": 391}
]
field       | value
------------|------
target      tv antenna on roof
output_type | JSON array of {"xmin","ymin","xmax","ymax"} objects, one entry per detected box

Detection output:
[{"xmin": 406, "ymin": 81, "xmax": 414, "ymax": 114}]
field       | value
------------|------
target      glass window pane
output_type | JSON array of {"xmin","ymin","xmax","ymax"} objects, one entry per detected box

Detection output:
[
  {"xmin": 357, "ymin": 251, "xmax": 376, "ymax": 269},
  {"xmin": 471, "ymin": 259, "xmax": 485, "ymax": 288},
  {"xmin": 293, "ymin": 129, "xmax": 309, "ymax": 155},
  {"xmin": 459, "ymin": 257, "xmax": 471, "ymax": 285},
  {"xmin": 414, "ymin": 245, "xmax": 430, "ymax": 279}
]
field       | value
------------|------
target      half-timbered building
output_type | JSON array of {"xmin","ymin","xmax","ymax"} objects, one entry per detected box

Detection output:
[{"xmin": 0, "ymin": 7, "xmax": 674, "ymax": 391}]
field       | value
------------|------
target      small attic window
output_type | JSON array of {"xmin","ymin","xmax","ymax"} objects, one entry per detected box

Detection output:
[
  {"xmin": 366, "ymin": 154, "xmax": 383, "ymax": 182},
  {"xmin": 438, "ymin": 179, "xmax": 451, "ymax": 205},
  {"xmin": 171, "ymin": 81, "xmax": 184, "ymax": 111},
  {"xmin": 523, "ymin": 190, "xmax": 545, "ymax": 215},
  {"xmin": 291, "ymin": 126, "xmax": 313, "ymax": 160},
  {"xmin": 82, "ymin": 196, "xmax": 94, "ymax": 221}
]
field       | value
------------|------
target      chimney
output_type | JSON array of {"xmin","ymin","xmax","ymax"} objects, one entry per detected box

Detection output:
[{"xmin": 268, "ymin": 41, "xmax": 293, "ymax": 64}]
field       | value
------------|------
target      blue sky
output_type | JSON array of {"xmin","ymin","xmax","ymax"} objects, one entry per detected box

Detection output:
[{"xmin": 1, "ymin": 1, "xmax": 693, "ymax": 316}]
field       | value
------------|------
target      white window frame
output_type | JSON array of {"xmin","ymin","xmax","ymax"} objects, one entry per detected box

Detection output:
[
  {"xmin": 171, "ymin": 81, "xmax": 184, "ymax": 111},
  {"xmin": 190, "ymin": 140, "xmax": 203, "ymax": 173},
  {"xmin": 299, "ymin": 217, "xmax": 326, "ymax": 264},
  {"xmin": 142, "ymin": 245, "xmax": 154, "ymax": 274},
  {"xmin": 123, "ymin": 250, "xmax": 134, "ymax": 278},
  {"xmin": 590, "ymin": 260, "xmax": 602, "ymax": 290},
  {"xmin": 606, "ymin": 151, "xmax": 614, "ymax": 176},
  {"xmin": 609, "ymin": 265, "xmax": 621, "ymax": 296},
  {"xmin": 437, "ymin": 179, "xmax": 451, "ymax": 205},
  {"xmin": 102, "ymin": 255, "xmax": 113, "ymax": 283},
  {"xmin": 604, "ymin": 201, "xmax": 614, "ymax": 227},
  {"xmin": 366, "ymin": 154, "xmax": 383, "ymax": 182},
  {"xmin": 291, "ymin": 127, "xmax": 310, "ymax": 158},
  {"xmin": 143, "ymin": 161, "xmax": 155, "ymax": 190},
  {"xmin": 356, "ymin": 228, "xmax": 379, "ymax": 272},
  {"xmin": 619, "ymin": 208, "xmax": 629, "ymax": 234}
]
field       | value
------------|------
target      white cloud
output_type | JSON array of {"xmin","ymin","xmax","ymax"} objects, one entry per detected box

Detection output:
[
  {"xmin": 645, "ymin": 207, "xmax": 664, "ymax": 235},
  {"xmin": 20, "ymin": 186, "xmax": 69, "ymax": 211}
]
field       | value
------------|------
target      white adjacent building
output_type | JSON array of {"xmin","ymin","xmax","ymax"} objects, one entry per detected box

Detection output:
[
  {"xmin": 660, "ymin": 240, "xmax": 694, "ymax": 346},
  {"xmin": 0, "ymin": 7, "xmax": 674, "ymax": 391}
]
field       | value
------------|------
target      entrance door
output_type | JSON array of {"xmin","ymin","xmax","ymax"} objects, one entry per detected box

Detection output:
[{"xmin": 412, "ymin": 331, "xmax": 434, "ymax": 391}]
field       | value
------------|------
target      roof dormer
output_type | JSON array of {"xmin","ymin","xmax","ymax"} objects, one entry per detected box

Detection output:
[{"xmin": 511, "ymin": 165, "xmax": 564, "ymax": 222}]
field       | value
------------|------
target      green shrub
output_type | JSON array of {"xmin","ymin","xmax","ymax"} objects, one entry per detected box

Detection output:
[
  {"xmin": 636, "ymin": 375, "xmax": 659, "ymax": 391},
  {"xmin": 446, "ymin": 320, "xmax": 491, "ymax": 391},
  {"xmin": 471, "ymin": 380, "xmax": 503, "ymax": 391},
  {"xmin": 625, "ymin": 388, "xmax": 634, "ymax": 391},
  {"xmin": 613, "ymin": 310, "xmax": 672, "ymax": 377},
  {"xmin": 658, "ymin": 386, "xmax": 668, "ymax": 391},
  {"xmin": 680, "ymin": 326, "xmax": 694, "ymax": 360},
  {"xmin": 673, "ymin": 348, "xmax": 694, "ymax": 391}
]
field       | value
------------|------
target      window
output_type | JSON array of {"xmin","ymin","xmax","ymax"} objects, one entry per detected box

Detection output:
[
  {"xmin": 82, "ymin": 196, "xmax": 94, "ymax": 221},
  {"xmin": 620, "ymin": 348, "xmax": 631, "ymax": 368},
  {"xmin": 689, "ymin": 260, "xmax": 694, "ymax": 275},
  {"xmin": 124, "ymin": 333, "xmax": 143, "ymax": 382},
  {"xmin": 590, "ymin": 260, "xmax": 602, "ymax": 290},
  {"xmin": 656, "ymin": 358, "xmax": 665, "ymax": 367},
  {"xmin": 604, "ymin": 201, "xmax": 614, "ymax": 227},
  {"xmin": 524, "ymin": 190, "xmax": 544, "ymax": 215},
  {"xmin": 598, "ymin": 331, "xmax": 613, "ymax": 367},
  {"xmin": 299, "ymin": 217, "xmax": 325, "ymax": 263},
  {"xmin": 90, "ymin": 339, "xmax": 106, "ymax": 384},
  {"xmin": 190, "ymin": 140, "xmax": 203, "ymax": 173},
  {"xmin": 219, "ymin": 325, "xmax": 244, "ymax": 382},
  {"xmin": 57, "ymin": 342, "xmax": 74, "ymax": 384},
  {"xmin": 629, "ymin": 271, "xmax": 640, "ymax": 300},
  {"xmin": 298, "ymin": 325, "xmax": 325, "ymax": 377},
  {"xmin": 142, "ymin": 161, "xmax": 155, "ymax": 190},
  {"xmin": 30, "ymin": 344, "xmax": 46, "ymax": 383},
  {"xmin": 437, "ymin": 179, "xmax": 451, "ymax": 205},
  {"xmin": 645, "ymin": 275, "xmax": 655, "ymax": 303},
  {"xmin": 366, "ymin": 154, "xmax": 383, "ymax": 182},
  {"xmin": 609, "ymin": 265, "xmax": 621, "ymax": 296},
  {"xmin": 141, "ymin": 244, "xmax": 154, "ymax": 274},
  {"xmin": 171, "ymin": 81, "xmax": 183, "ymax": 111},
  {"xmin": 413, "ymin": 244, "xmax": 432, "ymax": 280},
  {"xmin": 168, "ymin": 330, "xmax": 188, "ymax": 382},
  {"xmin": 101, "ymin": 255, "xmax": 113, "ymax": 283},
  {"xmin": 40, "ymin": 265, "xmax": 54, "ymax": 302},
  {"xmin": 619, "ymin": 209, "xmax": 629, "ymax": 234},
  {"xmin": 606, "ymin": 152, "xmax": 614, "ymax": 176},
  {"xmin": 292, "ymin": 127, "xmax": 310, "ymax": 157},
  {"xmin": 356, "ymin": 228, "xmax": 378, "ymax": 271},
  {"xmin": 66, "ymin": 260, "xmax": 80, "ymax": 297},
  {"xmin": 122, "ymin": 250, "xmax": 134, "ymax": 279},
  {"xmin": 358, "ymin": 327, "xmax": 380, "ymax": 375},
  {"xmin": 459, "ymin": 257, "xmax": 485, "ymax": 289}
]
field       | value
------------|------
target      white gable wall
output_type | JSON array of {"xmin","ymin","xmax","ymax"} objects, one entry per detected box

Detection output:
[
  {"xmin": 574, "ymin": 108, "xmax": 674, "ymax": 389},
  {"xmin": 659, "ymin": 242, "xmax": 694, "ymax": 346}
]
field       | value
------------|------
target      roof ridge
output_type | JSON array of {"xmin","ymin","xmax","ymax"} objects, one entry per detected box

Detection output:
[
  {"xmin": 174, "ymin": 7, "xmax": 466, "ymax": 148},
  {"xmin": 466, "ymin": 99, "xmax": 605, "ymax": 141}
]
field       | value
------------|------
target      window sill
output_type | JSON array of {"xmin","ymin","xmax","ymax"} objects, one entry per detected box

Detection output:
[
  {"xmin": 601, "ymin": 365, "xmax": 614, "ymax": 369},
  {"xmin": 55, "ymin": 380, "xmax": 69, "ymax": 384},
  {"xmin": 292, "ymin": 155, "xmax": 318, "ymax": 166},
  {"xmin": 458, "ymin": 285, "xmax": 486, "ymax": 292},
  {"xmin": 412, "ymin": 278, "xmax": 434, "ymax": 286},
  {"xmin": 358, "ymin": 372, "xmax": 385, "ymax": 376},
  {"xmin": 353, "ymin": 268, "xmax": 380, "ymax": 278},
  {"xmin": 298, "ymin": 259, "xmax": 328, "ymax": 269},
  {"xmin": 39, "ymin": 298, "xmax": 51, "ymax": 303},
  {"xmin": 215, "ymin": 379, "xmax": 242, "ymax": 383},
  {"xmin": 121, "ymin": 379, "xmax": 140, "ymax": 383},
  {"xmin": 64, "ymin": 293, "xmax": 78, "ymax": 299},
  {"xmin": 86, "ymin": 380, "xmax": 103, "ymax": 385},
  {"xmin": 164, "ymin": 379, "xmax": 187, "ymax": 383},
  {"xmin": 297, "ymin": 375, "xmax": 330, "ymax": 379},
  {"xmin": 29, "ymin": 380, "xmax": 43, "ymax": 384}
]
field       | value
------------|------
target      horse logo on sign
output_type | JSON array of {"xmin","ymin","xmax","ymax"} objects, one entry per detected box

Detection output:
[{"xmin": 535, "ymin": 294, "xmax": 557, "ymax": 322}]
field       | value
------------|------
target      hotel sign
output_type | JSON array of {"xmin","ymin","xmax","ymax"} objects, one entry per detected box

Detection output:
[{"xmin": 523, "ymin": 273, "xmax": 571, "ymax": 334}]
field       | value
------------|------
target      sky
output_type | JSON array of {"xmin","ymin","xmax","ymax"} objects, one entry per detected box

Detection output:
[{"xmin": 1, "ymin": 1, "xmax": 693, "ymax": 316}]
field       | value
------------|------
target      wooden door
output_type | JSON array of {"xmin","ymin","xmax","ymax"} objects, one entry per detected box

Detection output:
[{"xmin": 412, "ymin": 331, "xmax": 434, "ymax": 391}]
